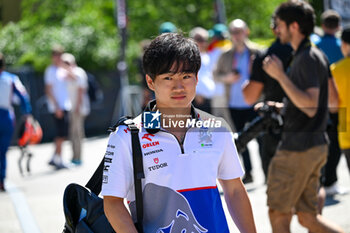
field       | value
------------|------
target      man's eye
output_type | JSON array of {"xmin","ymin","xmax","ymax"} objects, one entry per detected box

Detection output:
[
  {"xmin": 183, "ymin": 75, "xmax": 192, "ymax": 79},
  {"xmin": 164, "ymin": 77, "xmax": 171, "ymax": 80}
]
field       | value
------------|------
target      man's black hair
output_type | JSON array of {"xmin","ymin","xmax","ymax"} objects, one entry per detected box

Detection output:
[
  {"xmin": 142, "ymin": 33, "xmax": 201, "ymax": 80},
  {"xmin": 321, "ymin": 10, "xmax": 341, "ymax": 30},
  {"xmin": 275, "ymin": 1, "xmax": 315, "ymax": 37},
  {"xmin": 341, "ymin": 26, "xmax": 350, "ymax": 44}
]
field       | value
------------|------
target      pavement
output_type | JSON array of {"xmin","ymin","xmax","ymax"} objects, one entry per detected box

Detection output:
[{"xmin": 1, "ymin": 137, "xmax": 349, "ymax": 233}]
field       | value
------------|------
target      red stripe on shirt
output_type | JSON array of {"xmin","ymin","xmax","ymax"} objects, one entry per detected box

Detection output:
[{"xmin": 177, "ymin": 186, "xmax": 217, "ymax": 193}]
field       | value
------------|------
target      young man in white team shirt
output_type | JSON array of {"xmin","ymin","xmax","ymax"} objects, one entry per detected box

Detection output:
[{"xmin": 102, "ymin": 33, "xmax": 256, "ymax": 233}]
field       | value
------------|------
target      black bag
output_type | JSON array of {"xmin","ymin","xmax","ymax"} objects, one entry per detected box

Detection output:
[{"xmin": 63, "ymin": 117, "xmax": 145, "ymax": 233}]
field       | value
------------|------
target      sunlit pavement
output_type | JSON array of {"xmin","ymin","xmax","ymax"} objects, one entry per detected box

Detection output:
[{"xmin": 1, "ymin": 137, "xmax": 349, "ymax": 233}]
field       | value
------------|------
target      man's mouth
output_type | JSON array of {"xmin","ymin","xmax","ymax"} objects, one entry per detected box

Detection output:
[{"xmin": 171, "ymin": 95, "xmax": 186, "ymax": 100}]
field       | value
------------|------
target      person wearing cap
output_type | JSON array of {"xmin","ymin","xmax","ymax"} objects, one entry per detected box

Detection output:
[
  {"xmin": 190, "ymin": 27, "xmax": 215, "ymax": 113},
  {"xmin": 331, "ymin": 27, "xmax": 350, "ymax": 176},
  {"xmin": 61, "ymin": 53, "xmax": 90, "ymax": 166},
  {"xmin": 45, "ymin": 46, "xmax": 70, "ymax": 169},
  {"xmin": 0, "ymin": 53, "xmax": 32, "ymax": 191},
  {"xmin": 159, "ymin": 22, "xmax": 177, "ymax": 34},
  {"xmin": 213, "ymin": 19, "xmax": 261, "ymax": 184}
]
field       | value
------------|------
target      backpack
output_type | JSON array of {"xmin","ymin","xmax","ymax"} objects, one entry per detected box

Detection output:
[{"xmin": 62, "ymin": 117, "xmax": 144, "ymax": 233}]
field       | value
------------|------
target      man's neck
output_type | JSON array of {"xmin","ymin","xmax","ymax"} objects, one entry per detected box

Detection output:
[
  {"xmin": 235, "ymin": 42, "xmax": 246, "ymax": 53},
  {"xmin": 291, "ymin": 34, "xmax": 306, "ymax": 51}
]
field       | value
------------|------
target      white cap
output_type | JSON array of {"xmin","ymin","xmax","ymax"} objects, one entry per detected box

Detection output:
[{"xmin": 61, "ymin": 53, "xmax": 76, "ymax": 65}]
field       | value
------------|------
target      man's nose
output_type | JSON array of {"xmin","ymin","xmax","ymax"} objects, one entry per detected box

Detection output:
[{"xmin": 172, "ymin": 79, "xmax": 185, "ymax": 90}]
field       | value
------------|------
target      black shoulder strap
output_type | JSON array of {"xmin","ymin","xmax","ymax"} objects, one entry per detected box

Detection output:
[
  {"xmin": 85, "ymin": 116, "xmax": 133, "ymax": 194},
  {"xmin": 85, "ymin": 116, "xmax": 145, "ymax": 231},
  {"xmin": 129, "ymin": 124, "xmax": 145, "ymax": 232}
]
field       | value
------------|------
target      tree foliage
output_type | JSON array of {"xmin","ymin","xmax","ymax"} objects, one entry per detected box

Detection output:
[{"xmin": 1, "ymin": 0, "xmax": 305, "ymax": 76}]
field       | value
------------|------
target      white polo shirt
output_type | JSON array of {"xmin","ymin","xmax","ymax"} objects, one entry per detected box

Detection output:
[{"xmin": 101, "ymin": 109, "xmax": 244, "ymax": 232}]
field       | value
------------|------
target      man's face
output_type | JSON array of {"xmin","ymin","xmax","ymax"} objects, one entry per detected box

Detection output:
[
  {"xmin": 230, "ymin": 27, "xmax": 247, "ymax": 45},
  {"xmin": 146, "ymin": 68, "xmax": 198, "ymax": 109},
  {"xmin": 276, "ymin": 18, "xmax": 292, "ymax": 44},
  {"xmin": 52, "ymin": 53, "xmax": 62, "ymax": 66}
]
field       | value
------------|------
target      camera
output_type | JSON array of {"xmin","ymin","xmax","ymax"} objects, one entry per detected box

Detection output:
[{"xmin": 234, "ymin": 103, "xmax": 283, "ymax": 153}]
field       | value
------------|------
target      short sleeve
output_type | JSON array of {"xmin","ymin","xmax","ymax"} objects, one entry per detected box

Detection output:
[
  {"xmin": 101, "ymin": 127, "xmax": 134, "ymax": 198},
  {"xmin": 249, "ymin": 53, "xmax": 265, "ymax": 83},
  {"xmin": 44, "ymin": 66, "xmax": 54, "ymax": 85},
  {"xmin": 217, "ymin": 131, "xmax": 244, "ymax": 180},
  {"xmin": 76, "ymin": 68, "xmax": 88, "ymax": 89},
  {"xmin": 299, "ymin": 53, "xmax": 320, "ymax": 89}
]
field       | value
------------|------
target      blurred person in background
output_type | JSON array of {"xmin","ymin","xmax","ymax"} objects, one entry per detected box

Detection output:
[
  {"xmin": 242, "ymin": 16, "xmax": 293, "ymax": 181},
  {"xmin": 263, "ymin": 2, "xmax": 344, "ymax": 232},
  {"xmin": 159, "ymin": 21, "xmax": 177, "ymax": 34},
  {"xmin": 213, "ymin": 19, "xmax": 261, "ymax": 184},
  {"xmin": 331, "ymin": 27, "xmax": 350, "ymax": 178},
  {"xmin": 61, "ymin": 53, "xmax": 90, "ymax": 166},
  {"xmin": 0, "ymin": 53, "xmax": 32, "ymax": 191},
  {"xmin": 45, "ymin": 46, "xmax": 70, "ymax": 169},
  {"xmin": 208, "ymin": 24, "xmax": 234, "ymax": 126},
  {"xmin": 190, "ymin": 27, "xmax": 215, "ymax": 113},
  {"xmin": 315, "ymin": 10, "xmax": 345, "ymax": 196}
]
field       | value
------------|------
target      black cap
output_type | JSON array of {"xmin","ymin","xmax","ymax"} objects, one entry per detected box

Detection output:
[{"xmin": 341, "ymin": 27, "xmax": 350, "ymax": 44}]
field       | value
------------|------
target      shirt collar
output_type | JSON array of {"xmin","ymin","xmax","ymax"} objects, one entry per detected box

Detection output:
[{"xmin": 295, "ymin": 37, "xmax": 311, "ymax": 55}]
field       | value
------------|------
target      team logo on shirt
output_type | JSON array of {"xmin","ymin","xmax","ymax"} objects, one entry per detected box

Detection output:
[
  {"xmin": 198, "ymin": 129, "xmax": 213, "ymax": 148},
  {"xmin": 153, "ymin": 157, "xmax": 159, "ymax": 164},
  {"xmin": 142, "ymin": 141, "xmax": 160, "ymax": 149},
  {"xmin": 148, "ymin": 158, "xmax": 168, "ymax": 171},
  {"xmin": 142, "ymin": 133, "xmax": 155, "ymax": 141},
  {"xmin": 140, "ymin": 183, "xmax": 208, "ymax": 233},
  {"xmin": 144, "ymin": 149, "xmax": 164, "ymax": 156}
]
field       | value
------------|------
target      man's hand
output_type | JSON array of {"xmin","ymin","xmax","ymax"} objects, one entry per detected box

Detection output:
[
  {"xmin": 263, "ymin": 55, "xmax": 284, "ymax": 81},
  {"xmin": 55, "ymin": 109, "xmax": 64, "ymax": 119},
  {"xmin": 254, "ymin": 101, "xmax": 284, "ymax": 113}
]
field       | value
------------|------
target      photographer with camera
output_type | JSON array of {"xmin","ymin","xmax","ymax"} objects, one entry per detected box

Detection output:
[
  {"xmin": 262, "ymin": 2, "xmax": 344, "ymax": 232},
  {"xmin": 242, "ymin": 17, "xmax": 293, "ymax": 181}
]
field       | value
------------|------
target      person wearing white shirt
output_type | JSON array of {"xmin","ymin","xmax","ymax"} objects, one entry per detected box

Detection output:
[{"xmin": 61, "ymin": 53, "xmax": 90, "ymax": 165}]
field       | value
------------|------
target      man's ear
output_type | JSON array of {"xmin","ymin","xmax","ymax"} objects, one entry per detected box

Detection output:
[
  {"xmin": 195, "ymin": 74, "xmax": 199, "ymax": 85},
  {"xmin": 146, "ymin": 74, "xmax": 155, "ymax": 91},
  {"xmin": 290, "ymin": 21, "xmax": 299, "ymax": 34}
]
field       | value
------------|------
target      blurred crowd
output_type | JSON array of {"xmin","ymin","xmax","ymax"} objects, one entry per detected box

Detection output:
[{"xmin": 1, "ymin": 0, "xmax": 350, "ymax": 232}]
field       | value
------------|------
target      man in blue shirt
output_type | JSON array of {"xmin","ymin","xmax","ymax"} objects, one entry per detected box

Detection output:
[{"xmin": 316, "ymin": 10, "xmax": 343, "ymax": 65}]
